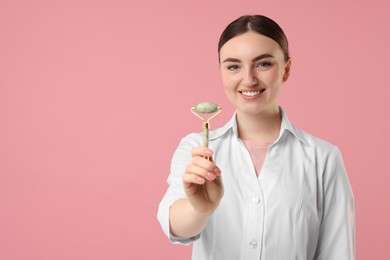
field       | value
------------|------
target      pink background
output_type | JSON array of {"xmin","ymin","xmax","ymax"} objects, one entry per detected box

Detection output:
[{"xmin": 1, "ymin": 0, "xmax": 389, "ymax": 259}]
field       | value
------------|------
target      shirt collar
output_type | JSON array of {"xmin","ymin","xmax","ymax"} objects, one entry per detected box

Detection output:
[
  {"xmin": 209, "ymin": 106, "xmax": 310, "ymax": 146},
  {"xmin": 279, "ymin": 107, "xmax": 310, "ymax": 146}
]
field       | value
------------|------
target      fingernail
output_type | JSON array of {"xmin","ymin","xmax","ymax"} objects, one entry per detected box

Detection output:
[
  {"xmin": 205, "ymin": 149, "xmax": 212, "ymax": 156},
  {"xmin": 207, "ymin": 172, "xmax": 216, "ymax": 180},
  {"xmin": 197, "ymin": 177, "xmax": 205, "ymax": 184},
  {"xmin": 214, "ymin": 167, "xmax": 221, "ymax": 175}
]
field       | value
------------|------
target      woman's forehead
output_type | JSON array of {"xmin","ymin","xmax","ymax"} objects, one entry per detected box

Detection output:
[{"xmin": 219, "ymin": 32, "xmax": 284, "ymax": 60}]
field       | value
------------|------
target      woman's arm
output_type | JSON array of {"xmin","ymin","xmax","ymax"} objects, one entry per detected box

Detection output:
[
  {"xmin": 314, "ymin": 147, "xmax": 355, "ymax": 260},
  {"xmin": 169, "ymin": 147, "xmax": 223, "ymax": 238}
]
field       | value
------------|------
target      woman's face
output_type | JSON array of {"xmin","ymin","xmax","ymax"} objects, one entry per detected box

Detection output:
[{"xmin": 219, "ymin": 31, "xmax": 291, "ymax": 116}]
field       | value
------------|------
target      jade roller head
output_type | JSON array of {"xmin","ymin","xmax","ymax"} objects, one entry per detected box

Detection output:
[{"xmin": 191, "ymin": 102, "xmax": 222, "ymax": 147}]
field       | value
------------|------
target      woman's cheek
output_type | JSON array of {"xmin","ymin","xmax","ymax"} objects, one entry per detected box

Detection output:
[
  {"xmin": 222, "ymin": 75, "xmax": 237, "ymax": 90},
  {"xmin": 264, "ymin": 70, "xmax": 283, "ymax": 86}
]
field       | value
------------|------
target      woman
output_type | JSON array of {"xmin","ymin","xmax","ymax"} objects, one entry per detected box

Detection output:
[{"xmin": 158, "ymin": 15, "xmax": 355, "ymax": 260}]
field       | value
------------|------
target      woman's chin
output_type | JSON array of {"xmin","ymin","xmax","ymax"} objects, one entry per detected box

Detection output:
[{"xmin": 236, "ymin": 103, "xmax": 278, "ymax": 116}]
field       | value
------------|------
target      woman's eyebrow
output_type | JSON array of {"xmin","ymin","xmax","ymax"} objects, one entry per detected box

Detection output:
[
  {"xmin": 222, "ymin": 57, "xmax": 241, "ymax": 63},
  {"xmin": 222, "ymin": 53, "xmax": 275, "ymax": 63},
  {"xmin": 252, "ymin": 53, "xmax": 275, "ymax": 62}
]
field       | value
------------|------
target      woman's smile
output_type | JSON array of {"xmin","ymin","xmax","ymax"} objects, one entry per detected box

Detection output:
[{"xmin": 239, "ymin": 88, "xmax": 266, "ymax": 98}]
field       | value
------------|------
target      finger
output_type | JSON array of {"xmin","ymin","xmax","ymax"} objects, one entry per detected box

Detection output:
[
  {"xmin": 191, "ymin": 146, "xmax": 213, "ymax": 158},
  {"xmin": 182, "ymin": 171, "xmax": 206, "ymax": 185},
  {"xmin": 191, "ymin": 156, "xmax": 216, "ymax": 172},
  {"xmin": 185, "ymin": 164, "xmax": 218, "ymax": 181},
  {"xmin": 191, "ymin": 156, "xmax": 222, "ymax": 178}
]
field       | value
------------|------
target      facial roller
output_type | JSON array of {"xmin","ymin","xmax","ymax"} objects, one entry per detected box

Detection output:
[{"xmin": 191, "ymin": 102, "xmax": 222, "ymax": 149}]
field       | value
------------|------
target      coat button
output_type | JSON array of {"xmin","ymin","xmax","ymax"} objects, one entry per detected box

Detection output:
[
  {"xmin": 252, "ymin": 197, "xmax": 260, "ymax": 204},
  {"xmin": 249, "ymin": 239, "xmax": 258, "ymax": 249}
]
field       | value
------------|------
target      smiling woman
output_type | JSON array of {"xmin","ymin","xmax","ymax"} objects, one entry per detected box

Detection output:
[{"xmin": 158, "ymin": 14, "xmax": 355, "ymax": 260}]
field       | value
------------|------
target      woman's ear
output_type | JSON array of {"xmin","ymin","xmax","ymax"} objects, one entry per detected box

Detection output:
[{"xmin": 283, "ymin": 59, "xmax": 291, "ymax": 82}]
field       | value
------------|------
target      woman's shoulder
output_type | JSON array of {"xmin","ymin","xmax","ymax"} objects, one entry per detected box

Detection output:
[
  {"xmin": 296, "ymin": 127, "xmax": 342, "ymax": 157},
  {"xmin": 281, "ymin": 108, "xmax": 340, "ymax": 156}
]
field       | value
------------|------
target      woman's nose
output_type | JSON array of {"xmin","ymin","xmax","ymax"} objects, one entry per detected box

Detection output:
[{"xmin": 242, "ymin": 69, "xmax": 258, "ymax": 87}]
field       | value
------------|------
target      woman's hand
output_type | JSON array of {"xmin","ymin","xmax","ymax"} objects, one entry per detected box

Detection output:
[{"xmin": 183, "ymin": 147, "xmax": 224, "ymax": 216}]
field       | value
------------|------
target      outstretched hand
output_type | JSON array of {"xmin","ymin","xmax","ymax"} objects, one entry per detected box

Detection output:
[{"xmin": 183, "ymin": 147, "xmax": 224, "ymax": 216}]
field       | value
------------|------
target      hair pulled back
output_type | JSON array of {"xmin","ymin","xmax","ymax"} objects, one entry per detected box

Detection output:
[{"xmin": 218, "ymin": 15, "xmax": 290, "ymax": 62}]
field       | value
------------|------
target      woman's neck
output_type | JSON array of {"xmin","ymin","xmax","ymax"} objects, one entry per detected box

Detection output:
[{"xmin": 236, "ymin": 106, "xmax": 282, "ymax": 142}]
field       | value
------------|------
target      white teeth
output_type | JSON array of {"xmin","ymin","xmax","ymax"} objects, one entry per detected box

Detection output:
[{"xmin": 242, "ymin": 90, "xmax": 261, "ymax": 97}]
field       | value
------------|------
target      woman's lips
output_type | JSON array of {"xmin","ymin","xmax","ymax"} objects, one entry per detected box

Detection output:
[{"xmin": 239, "ymin": 89, "xmax": 266, "ymax": 98}]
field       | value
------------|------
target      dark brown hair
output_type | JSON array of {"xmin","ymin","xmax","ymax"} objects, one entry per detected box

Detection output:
[{"xmin": 218, "ymin": 15, "xmax": 290, "ymax": 62}]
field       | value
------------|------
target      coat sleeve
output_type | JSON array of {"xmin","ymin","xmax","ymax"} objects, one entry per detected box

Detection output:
[
  {"xmin": 314, "ymin": 147, "xmax": 355, "ymax": 259},
  {"xmin": 157, "ymin": 133, "xmax": 202, "ymax": 245}
]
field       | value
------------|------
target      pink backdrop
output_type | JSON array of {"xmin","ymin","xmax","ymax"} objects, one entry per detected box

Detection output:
[{"xmin": 1, "ymin": 0, "xmax": 389, "ymax": 259}]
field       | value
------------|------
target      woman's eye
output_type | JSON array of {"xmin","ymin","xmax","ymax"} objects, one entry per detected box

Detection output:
[
  {"xmin": 227, "ymin": 65, "xmax": 240, "ymax": 71},
  {"xmin": 257, "ymin": 62, "xmax": 272, "ymax": 68}
]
